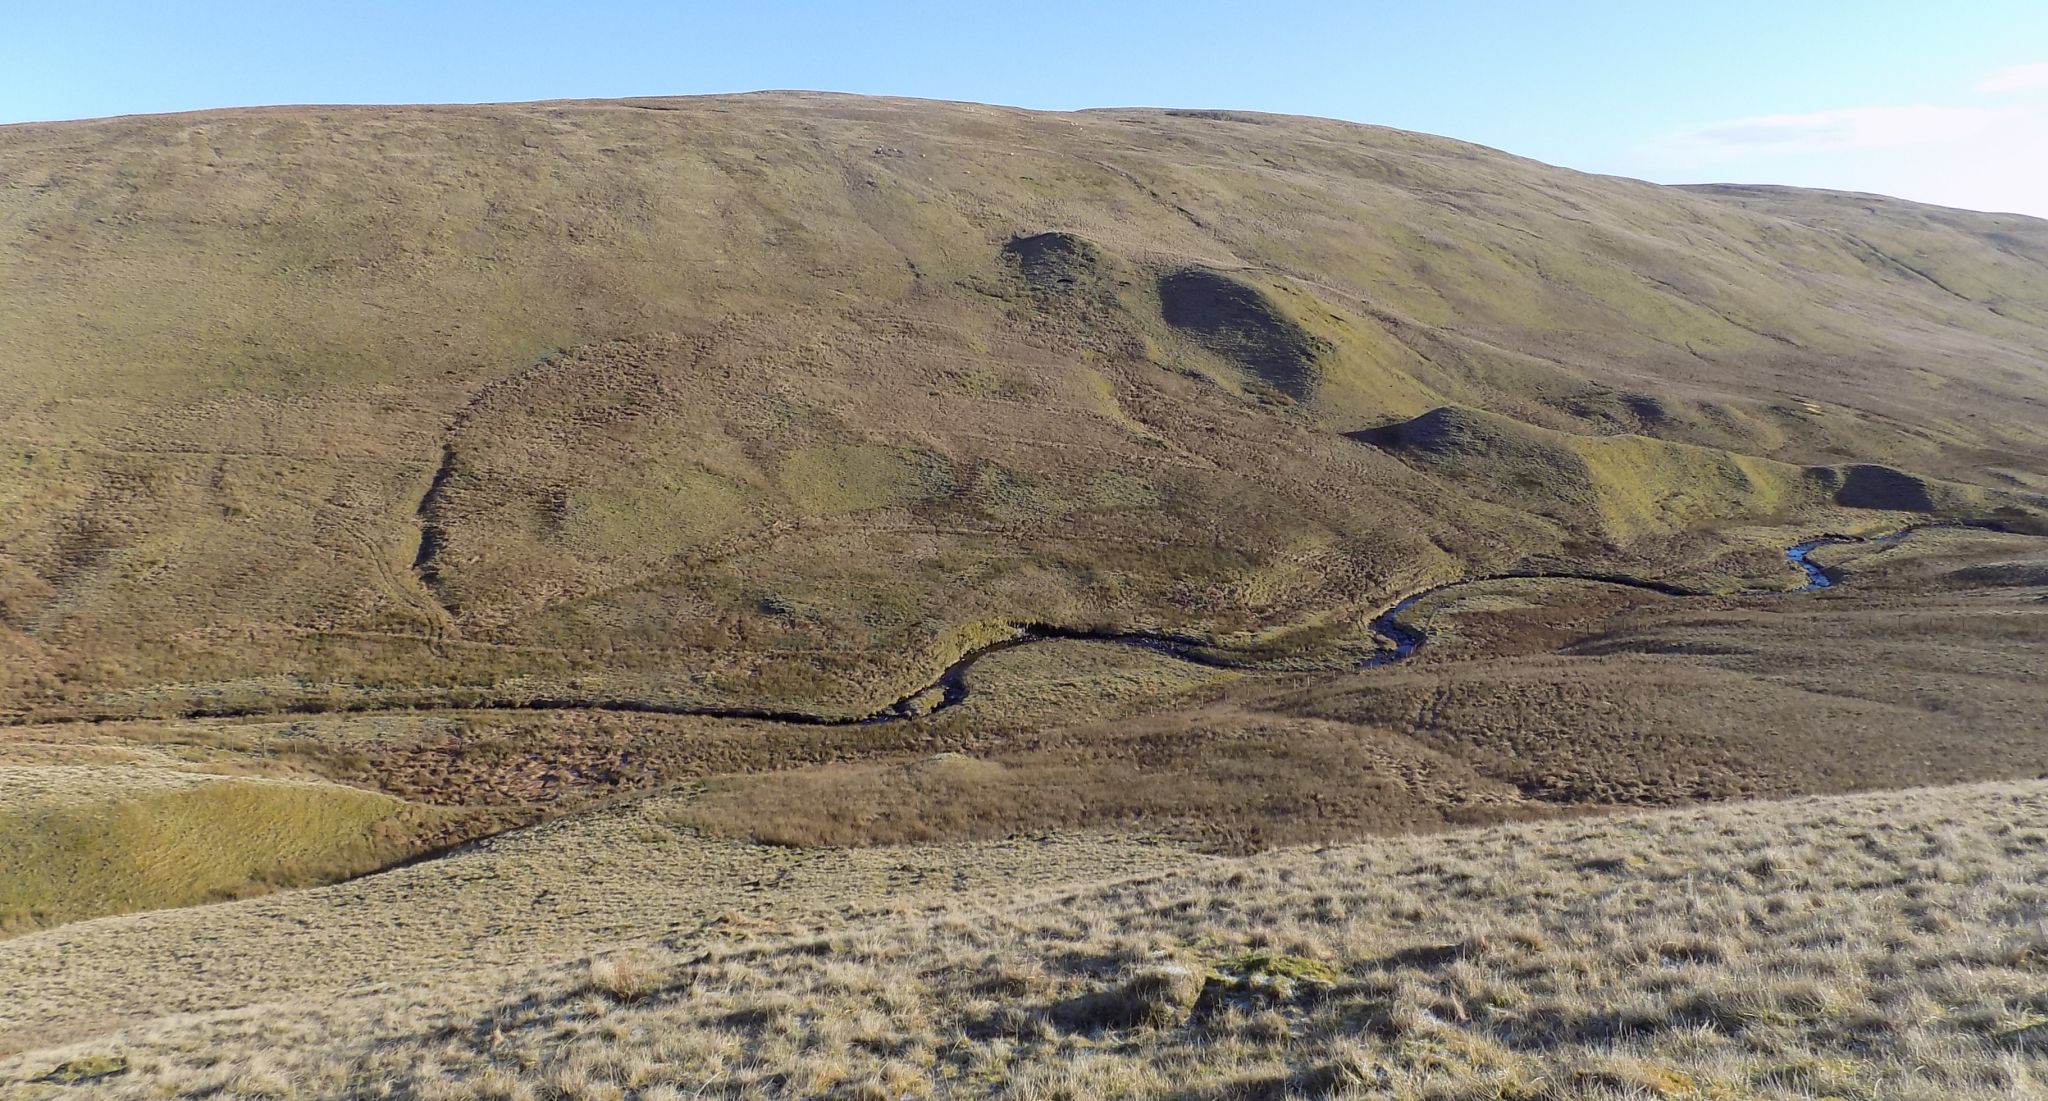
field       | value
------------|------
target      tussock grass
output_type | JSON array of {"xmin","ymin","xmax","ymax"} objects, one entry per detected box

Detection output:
[
  {"xmin": 0, "ymin": 764, "xmax": 451, "ymax": 935},
  {"xmin": 10, "ymin": 781, "xmax": 2048, "ymax": 1099},
  {"xmin": 0, "ymin": 798, "xmax": 1208, "ymax": 1057},
  {"xmin": 2, "ymin": 97, "xmax": 2046, "ymax": 1048},
  {"xmin": 585, "ymin": 951, "xmax": 668, "ymax": 1005}
]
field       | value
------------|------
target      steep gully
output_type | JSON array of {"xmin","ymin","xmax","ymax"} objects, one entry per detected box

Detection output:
[{"xmin": 26, "ymin": 523, "xmax": 2013, "ymax": 730}]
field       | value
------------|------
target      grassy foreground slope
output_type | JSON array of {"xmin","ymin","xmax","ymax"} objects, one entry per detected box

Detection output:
[
  {"xmin": 0, "ymin": 794, "xmax": 1208, "ymax": 1058},
  {"xmin": 7, "ymin": 781, "xmax": 2048, "ymax": 1099},
  {"xmin": 0, "ymin": 762, "xmax": 455, "ymax": 935},
  {"xmin": 3, "ymin": 93, "xmax": 2046, "ymax": 720}
]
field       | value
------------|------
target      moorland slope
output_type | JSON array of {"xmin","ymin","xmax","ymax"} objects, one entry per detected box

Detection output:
[
  {"xmin": 4, "ymin": 92, "xmax": 2046, "ymax": 723},
  {"xmin": 3, "ymin": 93, "xmax": 2047, "ymax": 934},
  {"xmin": 6, "ymin": 781, "xmax": 2047, "ymax": 1100}
]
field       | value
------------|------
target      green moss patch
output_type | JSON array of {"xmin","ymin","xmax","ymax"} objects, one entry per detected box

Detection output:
[
  {"xmin": 36, "ymin": 1055, "xmax": 128, "ymax": 1084},
  {"xmin": 777, "ymin": 442, "xmax": 952, "ymax": 515},
  {"xmin": 1207, "ymin": 951, "xmax": 1342, "ymax": 1004}
]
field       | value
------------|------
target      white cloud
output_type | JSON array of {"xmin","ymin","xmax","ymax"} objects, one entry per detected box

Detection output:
[
  {"xmin": 1649, "ymin": 105, "xmax": 2017, "ymax": 158},
  {"xmin": 1903, "ymin": 135, "xmax": 2048, "ymax": 216},
  {"xmin": 1620, "ymin": 94, "xmax": 2048, "ymax": 217},
  {"xmin": 1614, "ymin": 65, "xmax": 2048, "ymax": 217},
  {"xmin": 1977, "ymin": 62, "xmax": 2048, "ymax": 93}
]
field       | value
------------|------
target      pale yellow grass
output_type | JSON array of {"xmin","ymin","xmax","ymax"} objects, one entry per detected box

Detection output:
[
  {"xmin": 0, "ymin": 791, "xmax": 1205, "ymax": 1058},
  {"xmin": 0, "ymin": 763, "xmax": 448, "ymax": 936},
  {"xmin": 7, "ymin": 781, "xmax": 2048, "ymax": 1099}
]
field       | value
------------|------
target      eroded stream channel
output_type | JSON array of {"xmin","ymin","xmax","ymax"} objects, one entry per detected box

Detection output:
[
  {"xmin": 864, "ymin": 522, "xmax": 1997, "ymax": 724},
  {"xmin": 15, "ymin": 523, "xmax": 2016, "ymax": 729}
]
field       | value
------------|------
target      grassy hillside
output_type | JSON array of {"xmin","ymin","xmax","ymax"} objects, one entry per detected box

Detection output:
[
  {"xmin": 0, "ymin": 793, "xmax": 1208, "ymax": 1059},
  {"xmin": 0, "ymin": 762, "xmax": 457, "ymax": 935},
  {"xmin": 6, "ymin": 780, "xmax": 2047, "ymax": 1099},
  {"xmin": 4, "ymin": 93, "xmax": 2048, "ymax": 933},
  {"xmin": 3, "ymin": 93, "xmax": 2045, "ymax": 723}
]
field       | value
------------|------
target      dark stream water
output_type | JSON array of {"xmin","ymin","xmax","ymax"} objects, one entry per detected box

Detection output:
[
  {"xmin": 1783, "ymin": 528, "xmax": 1921, "ymax": 590},
  {"xmin": 862, "ymin": 523, "xmax": 1985, "ymax": 724},
  {"xmin": 29, "ymin": 524, "xmax": 2010, "ymax": 730}
]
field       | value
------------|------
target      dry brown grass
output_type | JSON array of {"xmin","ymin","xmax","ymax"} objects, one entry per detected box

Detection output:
[
  {"xmin": 3, "ymin": 530, "xmax": 2040, "ymax": 888},
  {"xmin": 3, "ymin": 94, "xmax": 2044, "ymax": 729},
  {"xmin": 0, "ymin": 793, "xmax": 1210, "ymax": 1058},
  {"xmin": 638, "ymin": 529, "xmax": 2048, "ymax": 851},
  {"xmin": 3, "ymin": 97, "xmax": 2046, "ymax": 1060},
  {"xmin": 8, "ymin": 780, "xmax": 2048, "ymax": 1099}
]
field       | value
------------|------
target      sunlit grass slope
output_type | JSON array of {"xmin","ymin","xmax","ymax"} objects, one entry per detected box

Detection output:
[
  {"xmin": 3, "ymin": 94, "xmax": 2045, "ymax": 720},
  {"xmin": 0, "ymin": 764, "xmax": 449, "ymax": 935},
  {"xmin": 7, "ymin": 780, "xmax": 2047, "ymax": 1100}
]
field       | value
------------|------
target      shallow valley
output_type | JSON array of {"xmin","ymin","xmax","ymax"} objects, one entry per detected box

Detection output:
[{"xmin": 2, "ymin": 92, "xmax": 2047, "ymax": 1096}]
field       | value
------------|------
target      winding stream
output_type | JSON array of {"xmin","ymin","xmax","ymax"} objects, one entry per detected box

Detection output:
[
  {"xmin": 17, "ymin": 523, "xmax": 2014, "ymax": 729},
  {"xmin": 857, "ymin": 521, "xmax": 2003, "ymax": 723},
  {"xmin": 1784, "ymin": 529, "xmax": 1920, "ymax": 590}
]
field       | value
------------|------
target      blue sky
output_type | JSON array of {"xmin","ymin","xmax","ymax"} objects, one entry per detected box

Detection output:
[{"xmin": 6, "ymin": 1, "xmax": 2046, "ymax": 215}]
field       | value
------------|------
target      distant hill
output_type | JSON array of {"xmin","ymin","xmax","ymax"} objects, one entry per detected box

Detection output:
[{"xmin": 2, "ymin": 92, "xmax": 2045, "ymax": 722}]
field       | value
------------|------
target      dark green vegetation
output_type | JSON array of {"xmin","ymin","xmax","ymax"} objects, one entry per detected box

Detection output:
[
  {"xmin": 1158, "ymin": 268, "xmax": 1331, "ymax": 400},
  {"xmin": 2, "ymin": 93, "xmax": 2047, "ymax": 929},
  {"xmin": 32, "ymin": 1055, "xmax": 123, "ymax": 1086}
]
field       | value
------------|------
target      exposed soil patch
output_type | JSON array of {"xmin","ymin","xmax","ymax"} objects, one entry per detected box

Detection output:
[{"xmin": 1164, "ymin": 109, "xmax": 1269, "ymax": 124}]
